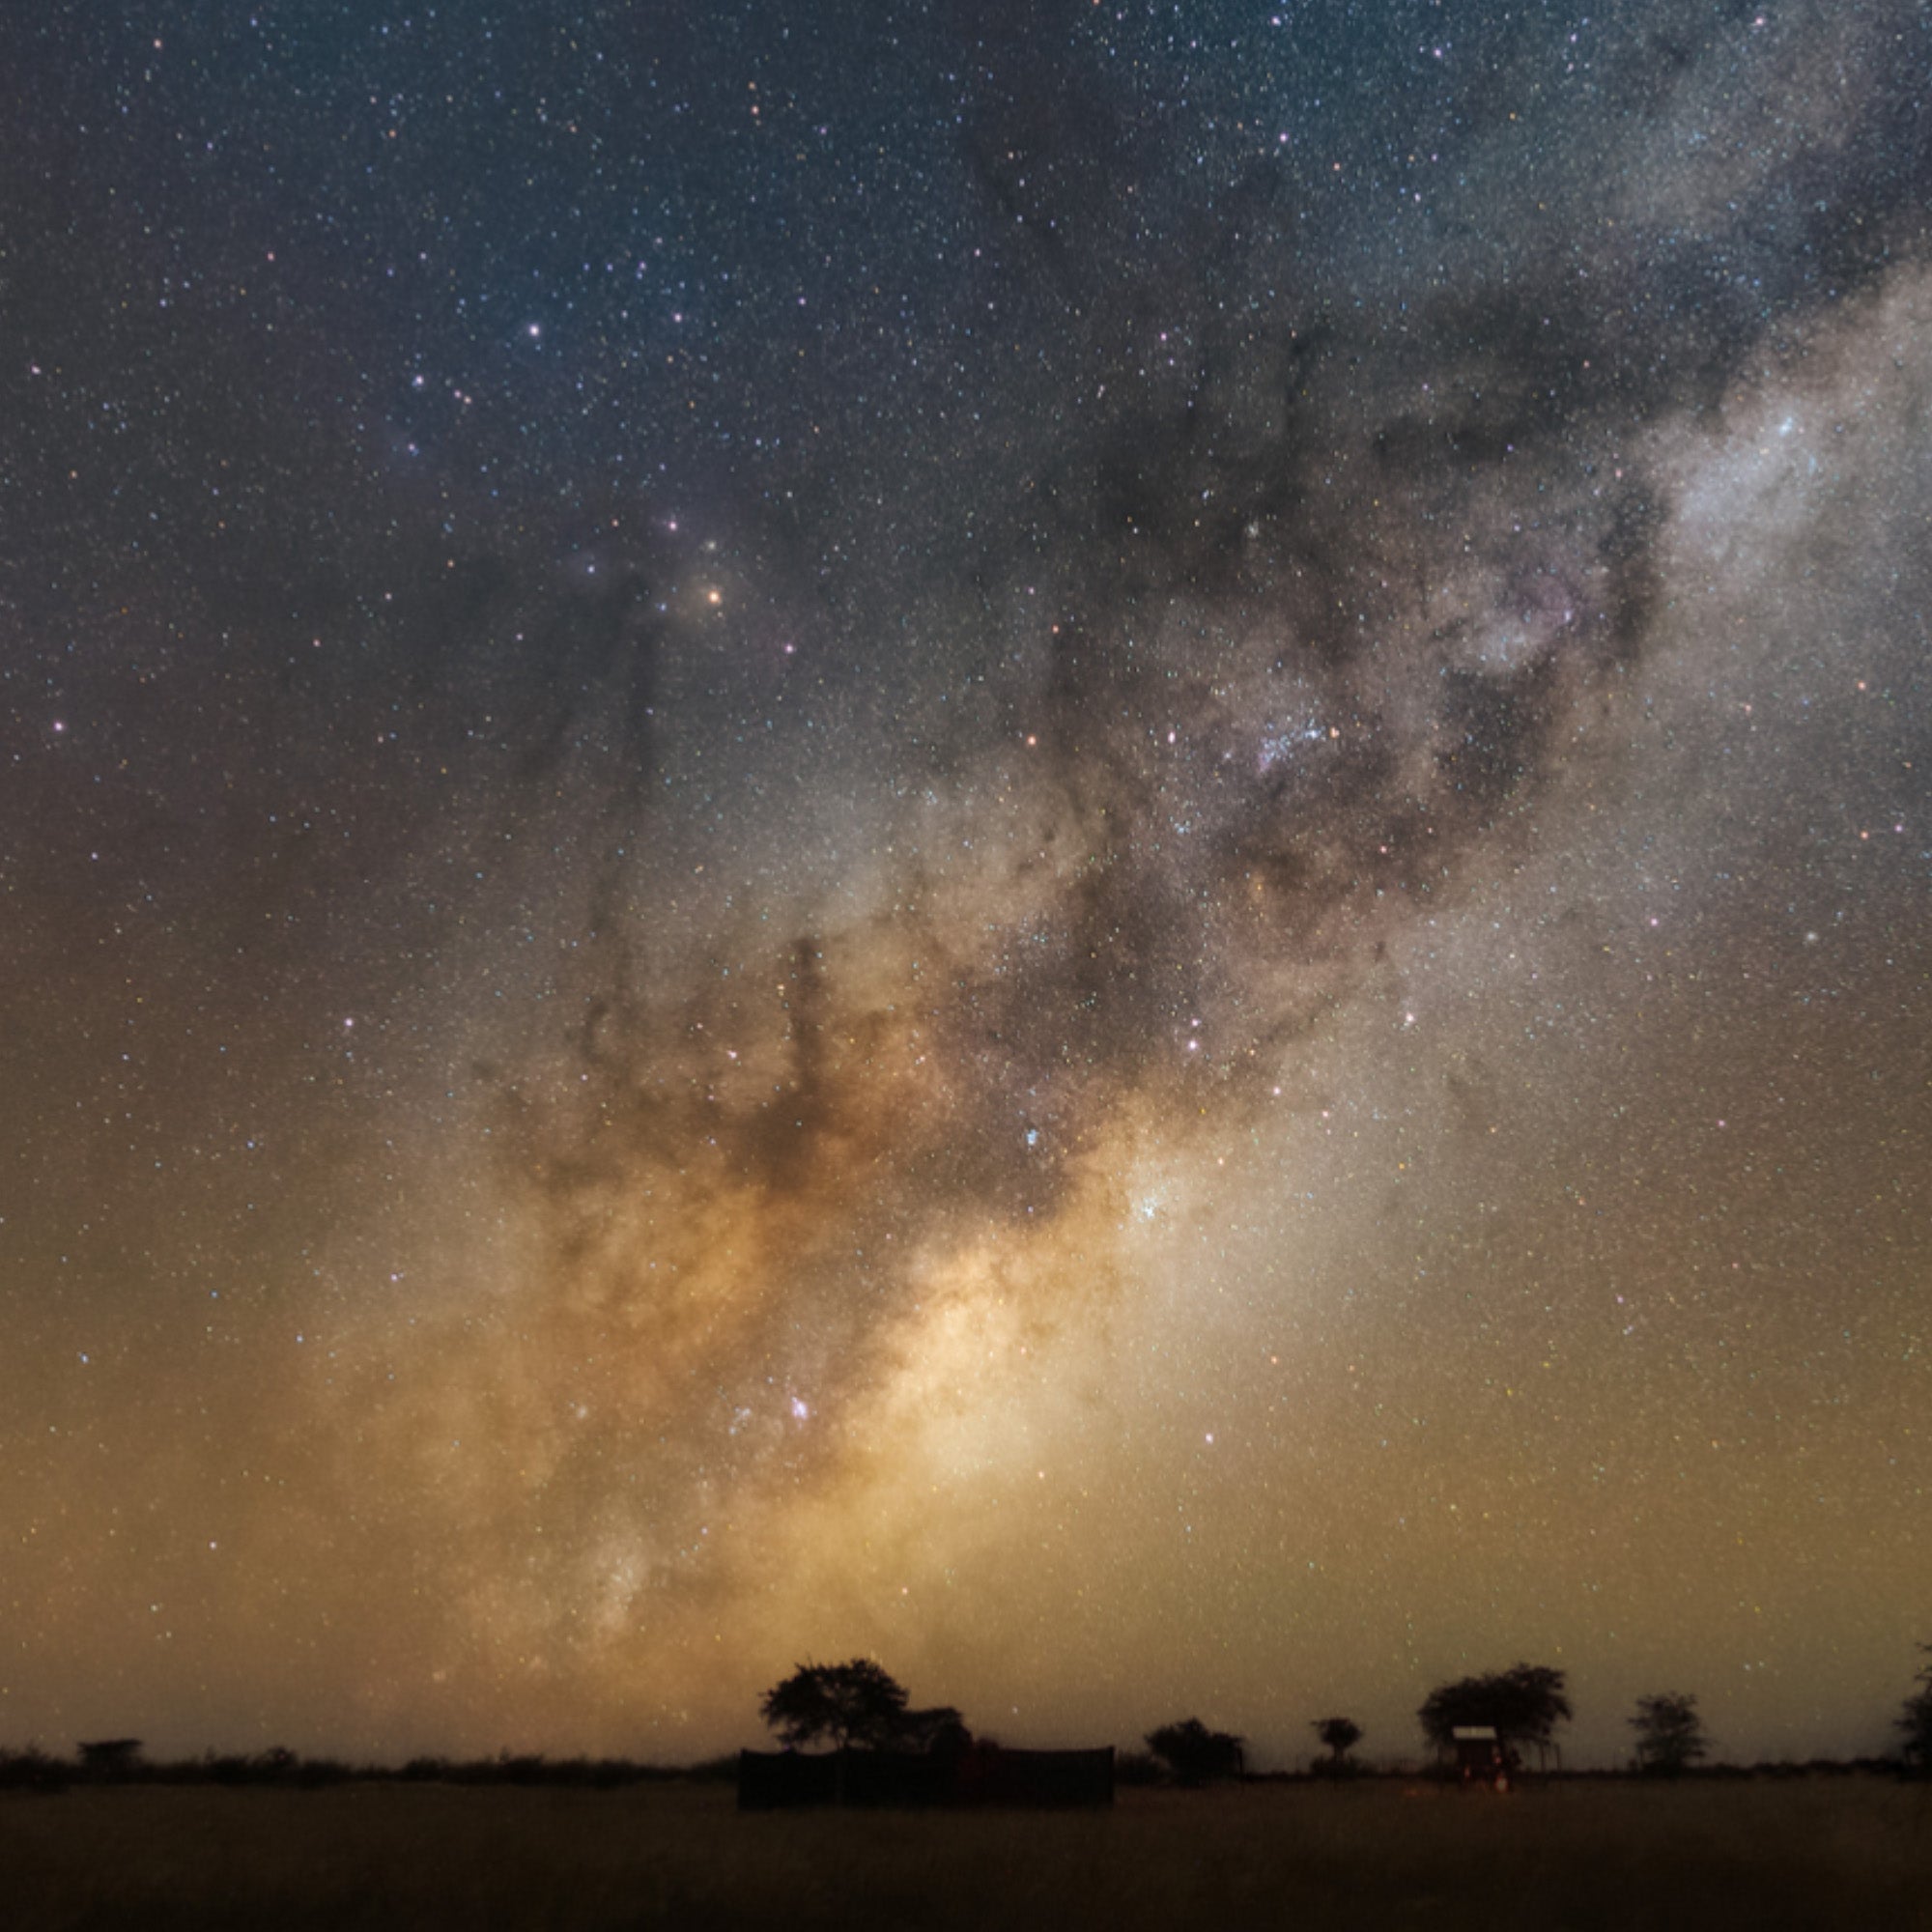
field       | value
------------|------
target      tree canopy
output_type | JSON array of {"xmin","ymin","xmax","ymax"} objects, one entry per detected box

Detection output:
[
  {"xmin": 1628, "ymin": 1692, "xmax": 1708, "ymax": 1776},
  {"xmin": 1145, "ymin": 1718, "xmax": 1245, "ymax": 1784},
  {"xmin": 1312, "ymin": 1716, "xmax": 1363, "ymax": 1770},
  {"xmin": 896, "ymin": 1705, "xmax": 972, "ymax": 1756},
  {"xmin": 758, "ymin": 1660, "xmax": 910, "ymax": 1752},
  {"xmin": 1417, "ymin": 1663, "xmax": 1572, "ymax": 1757}
]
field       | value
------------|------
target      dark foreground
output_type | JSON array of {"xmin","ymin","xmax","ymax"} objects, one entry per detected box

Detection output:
[{"xmin": 5, "ymin": 1776, "xmax": 1929, "ymax": 1930}]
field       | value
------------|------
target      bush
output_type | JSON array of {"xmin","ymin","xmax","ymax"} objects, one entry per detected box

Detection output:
[{"xmin": 1146, "ymin": 1719, "xmax": 1246, "ymax": 1785}]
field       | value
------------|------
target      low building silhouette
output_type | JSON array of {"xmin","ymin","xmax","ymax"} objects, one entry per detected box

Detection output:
[{"xmin": 738, "ymin": 1742, "xmax": 1114, "ymax": 1809}]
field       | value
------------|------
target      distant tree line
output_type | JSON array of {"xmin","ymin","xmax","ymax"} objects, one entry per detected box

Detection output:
[
  {"xmin": 0, "ymin": 1741, "xmax": 740, "ymax": 1794},
  {"xmin": 754, "ymin": 1649, "xmax": 1932, "ymax": 1785},
  {"xmin": 7, "ymin": 1644, "xmax": 1927, "ymax": 1789}
]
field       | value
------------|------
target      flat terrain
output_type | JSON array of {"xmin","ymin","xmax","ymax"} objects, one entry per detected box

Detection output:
[{"xmin": 5, "ymin": 1776, "xmax": 1929, "ymax": 1929}]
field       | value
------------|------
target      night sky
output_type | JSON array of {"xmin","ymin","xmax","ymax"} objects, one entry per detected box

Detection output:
[{"xmin": 5, "ymin": 0, "xmax": 1929, "ymax": 1772}]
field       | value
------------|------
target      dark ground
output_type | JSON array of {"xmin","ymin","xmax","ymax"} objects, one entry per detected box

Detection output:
[{"xmin": 6, "ymin": 1775, "xmax": 1930, "ymax": 1929}]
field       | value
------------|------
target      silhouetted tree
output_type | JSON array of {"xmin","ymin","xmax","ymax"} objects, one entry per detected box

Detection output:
[
  {"xmin": 896, "ymin": 1705, "xmax": 972, "ymax": 1756},
  {"xmin": 1418, "ymin": 1663, "xmax": 1571, "ymax": 1766},
  {"xmin": 759, "ymin": 1659, "xmax": 909, "ymax": 1751},
  {"xmin": 1898, "ymin": 1645, "xmax": 1932, "ymax": 1774},
  {"xmin": 1145, "ymin": 1717, "xmax": 1245, "ymax": 1784},
  {"xmin": 1312, "ymin": 1715, "xmax": 1363, "ymax": 1774},
  {"xmin": 1629, "ymin": 1693, "xmax": 1708, "ymax": 1776}
]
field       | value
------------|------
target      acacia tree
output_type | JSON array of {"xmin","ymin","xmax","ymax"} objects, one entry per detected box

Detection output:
[
  {"xmin": 1311, "ymin": 1716, "xmax": 1363, "ymax": 1775},
  {"xmin": 1146, "ymin": 1717, "xmax": 1246, "ymax": 1784},
  {"xmin": 1629, "ymin": 1693, "xmax": 1708, "ymax": 1776},
  {"xmin": 1417, "ymin": 1663, "xmax": 1572, "ymax": 1767},
  {"xmin": 759, "ymin": 1659, "xmax": 909, "ymax": 1751},
  {"xmin": 1898, "ymin": 1645, "xmax": 1932, "ymax": 1774}
]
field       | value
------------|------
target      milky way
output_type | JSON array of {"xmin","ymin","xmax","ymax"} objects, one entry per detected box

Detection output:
[{"xmin": 3, "ymin": 0, "xmax": 1928, "ymax": 1767}]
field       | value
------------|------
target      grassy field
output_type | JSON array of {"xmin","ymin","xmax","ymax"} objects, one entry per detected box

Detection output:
[{"xmin": 5, "ymin": 1775, "xmax": 1929, "ymax": 1930}]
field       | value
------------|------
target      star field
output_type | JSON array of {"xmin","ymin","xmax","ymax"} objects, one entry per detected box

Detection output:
[{"xmin": 2, "ymin": 0, "xmax": 1929, "ymax": 1769}]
